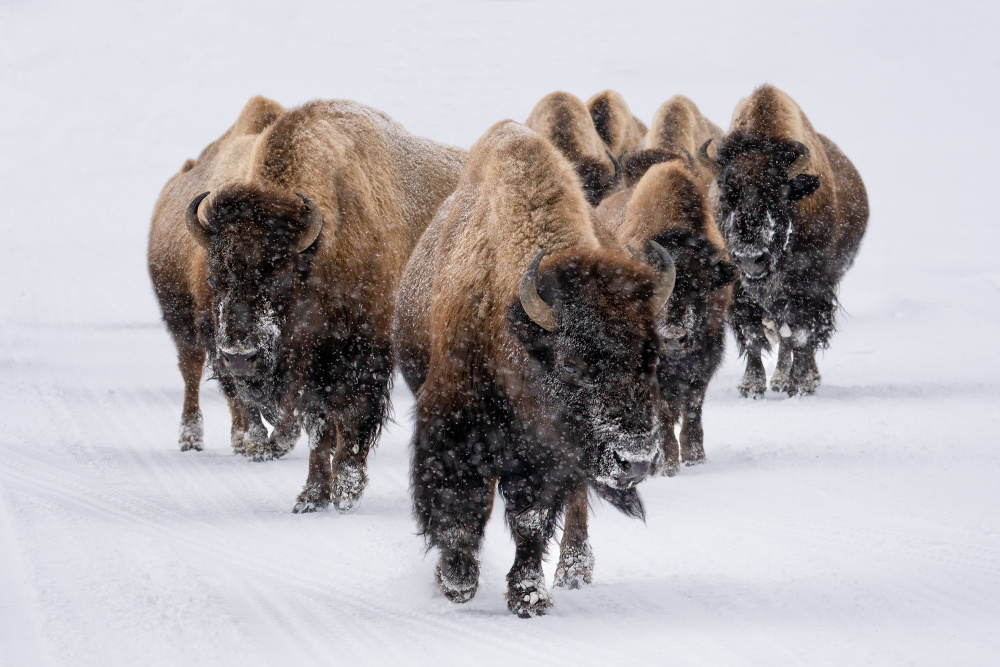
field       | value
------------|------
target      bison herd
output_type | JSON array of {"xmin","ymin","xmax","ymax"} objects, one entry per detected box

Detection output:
[{"xmin": 147, "ymin": 85, "xmax": 868, "ymax": 617}]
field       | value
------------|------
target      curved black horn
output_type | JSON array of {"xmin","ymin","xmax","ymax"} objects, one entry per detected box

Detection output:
[
  {"xmin": 185, "ymin": 192, "xmax": 210, "ymax": 248},
  {"xmin": 519, "ymin": 250, "xmax": 557, "ymax": 332},
  {"xmin": 680, "ymin": 147, "xmax": 696, "ymax": 173},
  {"xmin": 648, "ymin": 241, "xmax": 676, "ymax": 314},
  {"xmin": 697, "ymin": 139, "xmax": 722, "ymax": 179},
  {"xmin": 294, "ymin": 194, "xmax": 324, "ymax": 252},
  {"xmin": 788, "ymin": 141, "xmax": 811, "ymax": 178},
  {"xmin": 607, "ymin": 150, "xmax": 622, "ymax": 184}
]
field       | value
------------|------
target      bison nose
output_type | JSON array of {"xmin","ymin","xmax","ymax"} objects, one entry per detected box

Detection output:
[
  {"xmin": 613, "ymin": 451, "xmax": 653, "ymax": 483},
  {"xmin": 736, "ymin": 251, "xmax": 770, "ymax": 279},
  {"xmin": 220, "ymin": 350, "xmax": 259, "ymax": 377}
]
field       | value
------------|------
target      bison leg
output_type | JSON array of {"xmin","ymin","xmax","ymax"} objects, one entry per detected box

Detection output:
[
  {"xmin": 680, "ymin": 382, "xmax": 708, "ymax": 465},
  {"xmin": 739, "ymin": 353, "xmax": 767, "ymax": 399},
  {"xmin": 789, "ymin": 347, "xmax": 822, "ymax": 396},
  {"xmin": 292, "ymin": 419, "xmax": 333, "ymax": 513},
  {"xmin": 657, "ymin": 399, "xmax": 680, "ymax": 477},
  {"xmin": 177, "ymin": 345, "xmax": 206, "ymax": 452},
  {"xmin": 729, "ymin": 283, "xmax": 769, "ymax": 399},
  {"xmin": 770, "ymin": 338, "xmax": 794, "ymax": 393},
  {"xmin": 504, "ymin": 496, "xmax": 558, "ymax": 618},
  {"xmin": 554, "ymin": 484, "xmax": 594, "ymax": 590},
  {"xmin": 227, "ymin": 401, "xmax": 269, "ymax": 460},
  {"xmin": 330, "ymin": 423, "xmax": 369, "ymax": 513},
  {"xmin": 412, "ymin": 410, "xmax": 497, "ymax": 604}
]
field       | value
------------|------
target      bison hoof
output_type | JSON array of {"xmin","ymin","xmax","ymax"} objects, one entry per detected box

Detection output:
[
  {"xmin": 331, "ymin": 463, "xmax": 367, "ymax": 513},
  {"xmin": 789, "ymin": 370, "xmax": 821, "ymax": 396},
  {"xmin": 770, "ymin": 373, "xmax": 792, "ymax": 394},
  {"xmin": 738, "ymin": 383, "xmax": 766, "ymax": 399},
  {"xmin": 508, "ymin": 571, "xmax": 552, "ymax": 618},
  {"xmin": 178, "ymin": 415, "xmax": 204, "ymax": 452},
  {"xmin": 292, "ymin": 483, "xmax": 331, "ymax": 514},
  {"xmin": 659, "ymin": 460, "xmax": 680, "ymax": 477},
  {"xmin": 553, "ymin": 541, "xmax": 594, "ymax": 590},
  {"xmin": 233, "ymin": 423, "xmax": 268, "ymax": 457},
  {"xmin": 436, "ymin": 551, "xmax": 479, "ymax": 603}
]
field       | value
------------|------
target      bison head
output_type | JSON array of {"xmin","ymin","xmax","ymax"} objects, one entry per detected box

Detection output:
[
  {"xmin": 185, "ymin": 185, "xmax": 323, "ymax": 379},
  {"xmin": 575, "ymin": 150, "xmax": 622, "ymax": 207},
  {"xmin": 644, "ymin": 230, "xmax": 736, "ymax": 358},
  {"xmin": 508, "ymin": 245, "xmax": 675, "ymax": 515},
  {"xmin": 698, "ymin": 137, "xmax": 819, "ymax": 293}
]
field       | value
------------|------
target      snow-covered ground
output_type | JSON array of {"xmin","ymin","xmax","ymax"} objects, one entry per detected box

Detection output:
[{"xmin": 1, "ymin": 1, "xmax": 999, "ymax": 664}]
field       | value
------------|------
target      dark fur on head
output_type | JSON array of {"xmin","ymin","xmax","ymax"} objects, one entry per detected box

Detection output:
[{"xmin": 621, "ymin": 148, "xmax": 696, "ymax": 188}]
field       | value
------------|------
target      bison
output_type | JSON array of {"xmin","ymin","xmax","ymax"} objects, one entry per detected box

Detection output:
[
  {"xmin": 552, "ymin": 156, "xmax": 737, "ymax": 590},
  {"xmin": 148, "ymin": 96, "xmax": 465, "ymax": 512},
  {"xmin": 586, "ymin": 89, "xmax": 648, "ymax": 158},
  {"xmin": 394, "ymin": 120, "xmax": 674, "ymax": 617},
  {"xmin": 697, "ymin": 85, "xmax": 868, "ymax": 396},
  {"xmin": 524, "ymin": 91, "xmax": 622, "ymax": 206}
]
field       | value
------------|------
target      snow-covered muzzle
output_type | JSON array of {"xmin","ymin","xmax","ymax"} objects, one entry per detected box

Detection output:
[
  {"xmin": 213, "ymin": 289, "xmax": 281, "ymax": 379},
  {"xmin": 538, "ymin": 346, "xmax": 662, "ymax": 491}
]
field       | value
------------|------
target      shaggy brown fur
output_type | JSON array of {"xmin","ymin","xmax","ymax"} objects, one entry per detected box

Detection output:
[
  {"xmin": 148, "ymin": 96, "xmax": 465, "ymax": 512},
  {"xmin": 705, "ymin": 85, "xmax": 869, "ymax": 396},
  {"xmin": 396, "ymin": 120, "xmax": 667, "ymax": 617},
  {"xmin": 524, "ymin": 91, "xmax": 620, "ymax": 206},
  {"xmin": 586, "ymin": 90, "xmax": 647, "ymax": 157}
]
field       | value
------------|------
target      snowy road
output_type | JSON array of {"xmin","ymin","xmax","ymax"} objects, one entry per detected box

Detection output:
[
  {"xmin": 2, "ymin": 0, "xmax": 1000, "ymax": 664},
  {"xmin": 2, "ymin": 286, "xmax": 998, "ymax": 665}
]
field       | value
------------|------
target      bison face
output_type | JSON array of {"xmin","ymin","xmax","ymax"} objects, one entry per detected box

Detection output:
[
  {"xmin": 509, "ymin": 248, "xmax": 675, "ymax": 502},
  {"xmin": 186, "ymin": 188, "xmax": 323, "ymax": 379},
  {"xmin": 700, "ymin": 138, "xmax": 819, "ymax": 294},
  {"xmin": 650, "ymin": 230, "xmax": 737, "ymax": 358}
]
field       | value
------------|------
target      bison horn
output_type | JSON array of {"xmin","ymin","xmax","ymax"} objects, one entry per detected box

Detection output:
[
  {"xmin": 295, "ymin": 194, "xmax": 324, "ymax": 252},
  {"xmin": 185, "ymin": 192, "xmax": 211, "ymax": 248},
  {"xmin": 519, "ymin": 250, "xmax": 557, "ymax": 332},
  {"xmin": 787, "ymin": 141, "xmax": 811, "ymax": 178},
  {"xmin": 607, "ymin": 150, "xmax": 622, "ymax": 184},
  {"xmin": 680, "ymin": 147, "xmax": 697, "ymax": 173},
  {"xmin": 697, "ymin": 139, "xmax": 722, "ymax": 179},
  {"xmin": 648, "ymin": 240, "xmax": 676, "ymax": 314}
]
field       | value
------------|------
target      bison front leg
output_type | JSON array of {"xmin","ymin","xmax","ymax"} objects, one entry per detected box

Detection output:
[
  {"xmin": 788, "ymin": 347, "xmax": 822, "ymax": 396},
  {"xmin": 729, "ymin": 282, "xmax": 769, "ymax": 399},
  {"xmin": 293, "ymin": 418, "xmax": 333, "ymax": 513},
  {"xmin": 177, "ymin": 345, "xmax": 205, "ymax": 451},
  {"xmin": 554, "ymin": 484, "xmax": 593, "ymax": 590},
  {"xmin": 226, "ymin": 400, "xmax": 269, "ymax": 459},
  {"xmin": 770, "ymin": 338, "xmax": 794, "ymax": 394},
  {"xmin": 412, "ymin": 412, "xmax": 495, "ymax": 604},
  {"xmin": 504, "ymin": 497, "xmax": 558, "ymax": 618},
  {"xmin": 680, "ymin": 382, "xmax": 708, "ymax": 465}
]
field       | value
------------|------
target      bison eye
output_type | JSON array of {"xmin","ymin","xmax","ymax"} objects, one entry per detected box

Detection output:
[
  {"xmin": 207, "ymin": 275, "xmax": 217, "ymax": 289},
  {"xmin": 561, "ymin": 358, "xmax": 588, "ymax": 383}
]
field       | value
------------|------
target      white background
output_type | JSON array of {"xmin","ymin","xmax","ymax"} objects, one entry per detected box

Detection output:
[{"xmin": 1, "ymin": 1, "xmax": 998, "ymax": 664}]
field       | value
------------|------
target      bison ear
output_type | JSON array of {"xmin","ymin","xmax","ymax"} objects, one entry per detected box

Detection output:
[
  {"xmin": 787, "ymin": 174, "xmax": 820, "ymax": 201},
  {"xmin": 710, "ymin": 260, "xmax": 739, "ymax": 290}
]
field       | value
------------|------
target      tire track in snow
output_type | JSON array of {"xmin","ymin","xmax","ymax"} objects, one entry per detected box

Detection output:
[{"xmin": 0, "ymin": 448, "xmax": 590, "ymax": 665}]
